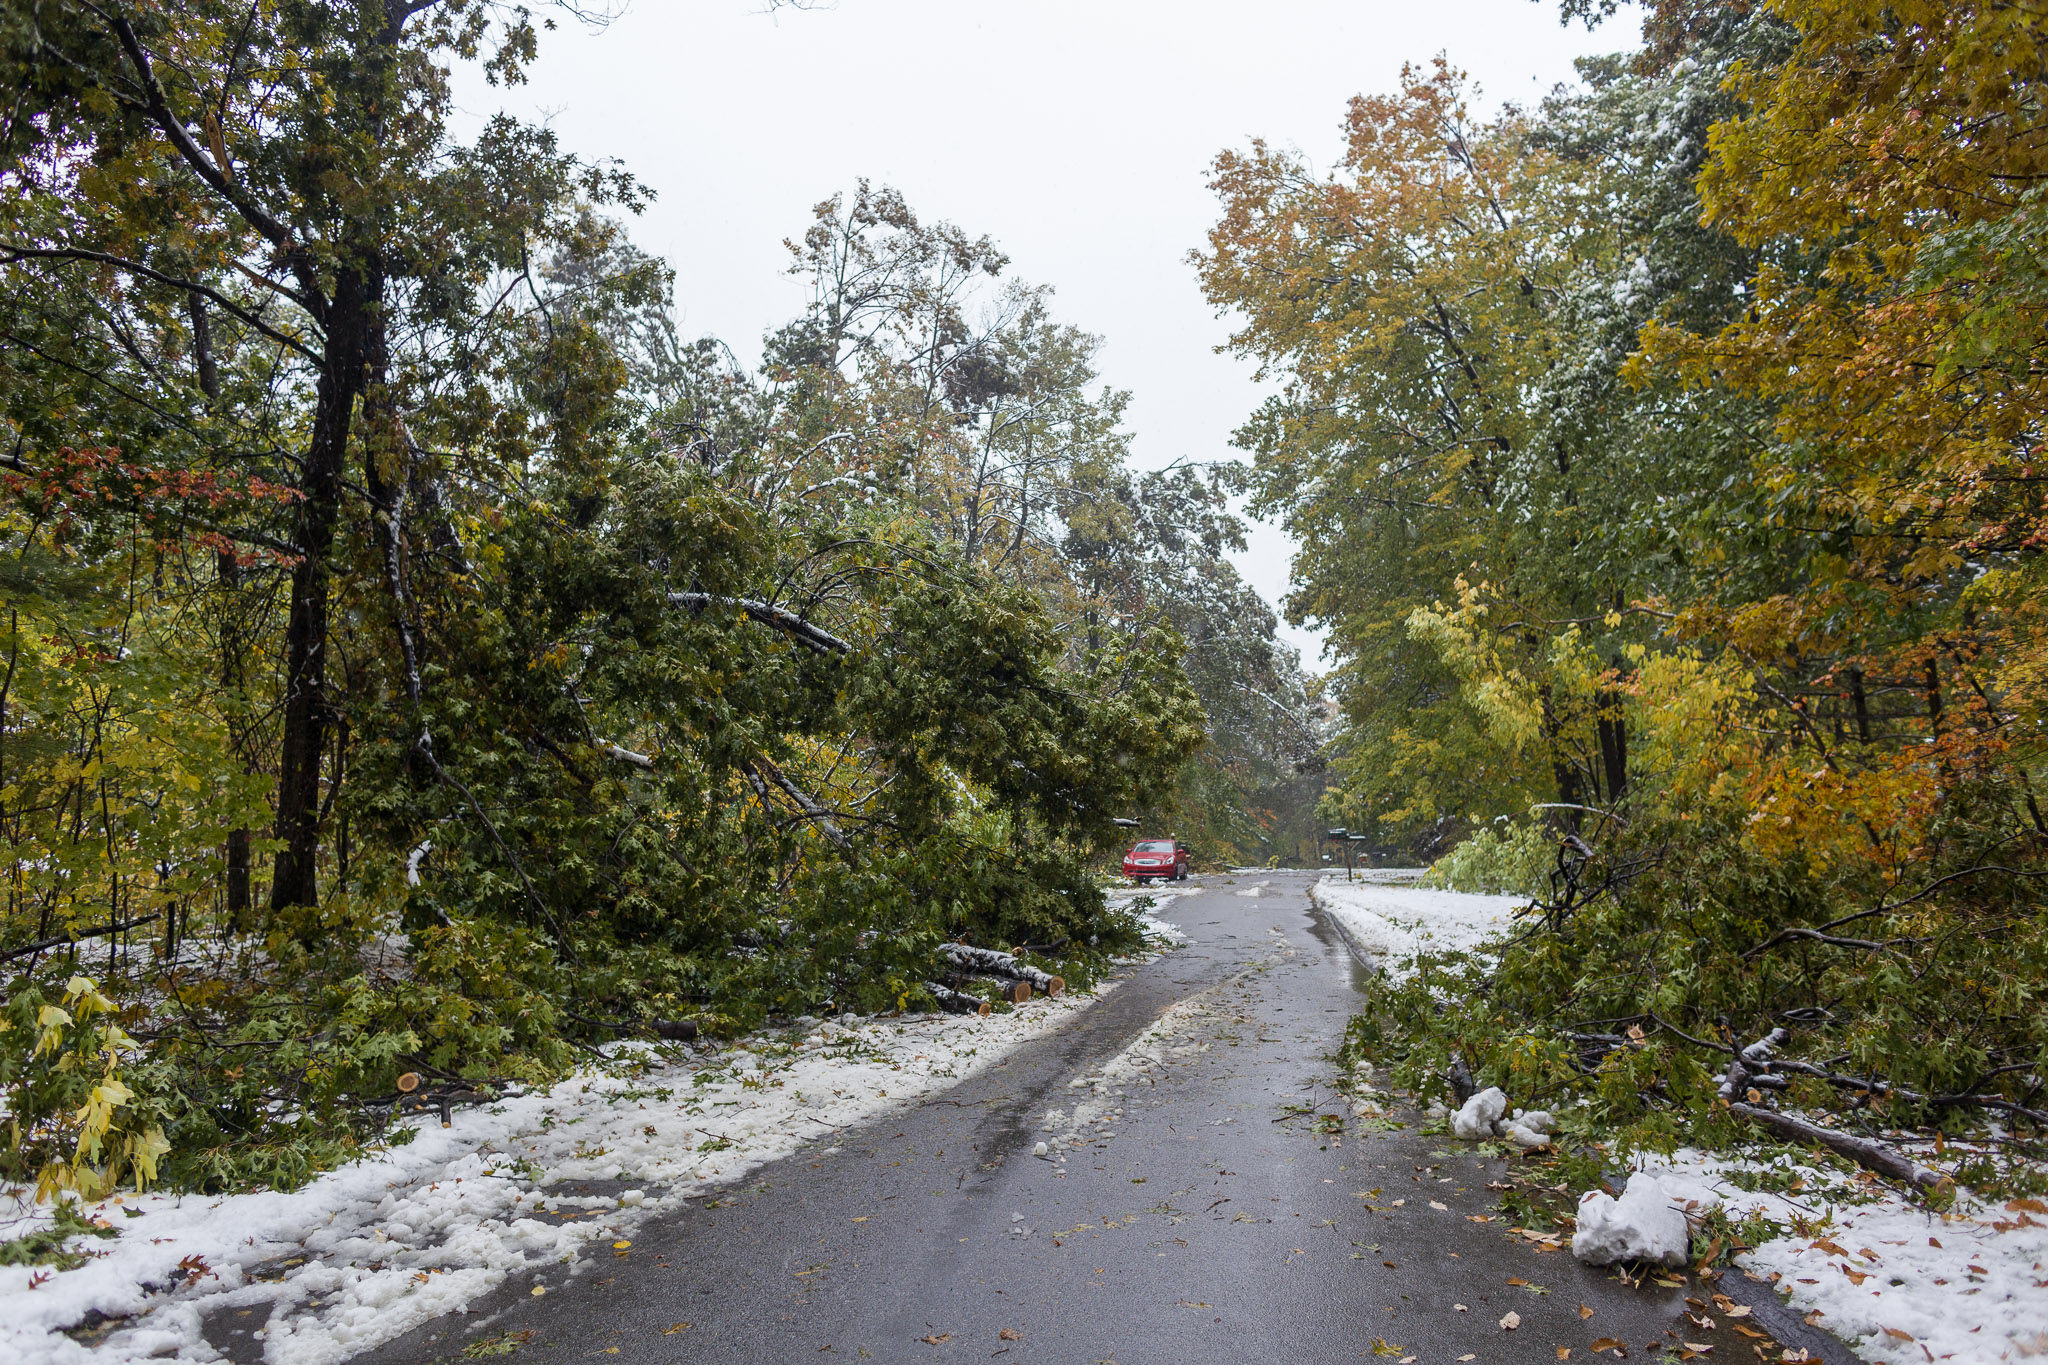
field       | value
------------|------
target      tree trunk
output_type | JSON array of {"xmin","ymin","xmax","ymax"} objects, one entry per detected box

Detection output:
[
  {"xmin": 1595, "ymin": 684, "xmax": 1627, "ymax": 806},
  {"xmin": 271, "ymin": 268, "xmax": 373, "ymax": 911},
  {"xmin": 1540, "ymin": 687, "xmax": 1582, "ymax": 832}
]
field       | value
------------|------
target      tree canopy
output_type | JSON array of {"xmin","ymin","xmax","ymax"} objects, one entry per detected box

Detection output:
[
  {"xmin": 0, "ymin": 2, "xmax": 1318, "ymax": 1198},
  {"xmin": 1200, "ymin": 0, "xmax": 2048, "ymax": 1151}
]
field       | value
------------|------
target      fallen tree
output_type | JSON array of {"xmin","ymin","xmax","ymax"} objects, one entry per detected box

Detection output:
[
  {"xmin": 924, "ymin": 981, "xmax": 993, "ymax": 1016},
  {"xmin": 940, "ymin": 943, "xmax": 1065, "ymax": 996}
]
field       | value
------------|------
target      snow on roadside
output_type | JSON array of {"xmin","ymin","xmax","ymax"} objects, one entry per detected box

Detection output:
[
  {"xmin": 1105, "ymin": 880, "xmax": 1200, "ymax": 945},
  {"xmin": 1307, "ymin": 876, "xmax": 1523, "ymax": 980},
  {"xmin": 1620, "ymin": 1147, "xmax": 2048, "ymax": 1365},
  {"xmin": 0, "ymin": 929, "xmax": 1181, "ymax": 1365}
]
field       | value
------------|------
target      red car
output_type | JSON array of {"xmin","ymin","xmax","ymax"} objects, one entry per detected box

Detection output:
[{"xmin": 1122, "ymin": 838, "xmax": 1190, "ymax": 882}]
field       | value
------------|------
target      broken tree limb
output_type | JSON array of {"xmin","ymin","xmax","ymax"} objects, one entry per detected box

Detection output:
[
  {"xmin": 1727, "ymin": 1103, "xmax": 1946, "ymax": 1191},
  {"xmin": 651, "ymin": 1018, "xmax": 700, "ymax": 1042},
  {"xmin": 669, "ymin": 592, "xmax": 850, "ymax": 655},
  {"xmin": 599, "ymin": 740, "xmax": 655, "ymax": 769},
  {"xmin": 1717, "ymin": 1027, "xmax": 1789, "ymax": 1100},
  {"xmin": 1, "ymin": 912, "xmax": 165, "ymax": 966},
  {"xmin": 939, "ymin": 943, "xmax": 1064, "ymax": 996},
  {"xmin": 748, "ymin": 754, "xmax": 853, "ymax": 849},
  {"xmin": 925, "ymin": 982, "xmax": 993, "ymax": 1017}
]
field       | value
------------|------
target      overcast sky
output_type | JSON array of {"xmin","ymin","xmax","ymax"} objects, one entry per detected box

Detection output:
[{"xmin": 459, "ymin": 0, "xmax": 1642, "ymax": 664}]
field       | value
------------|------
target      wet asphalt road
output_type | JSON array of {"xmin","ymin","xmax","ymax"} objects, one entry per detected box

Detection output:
[{"xmin": 351, "ymin": 872, "xmax": 1850, "ymax": 1365}]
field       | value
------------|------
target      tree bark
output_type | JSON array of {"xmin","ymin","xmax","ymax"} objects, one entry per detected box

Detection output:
[
  {"xmin": 1727, "ymin": 1103, "xmax": 1945, "ymax": 1191},
  {"xmin": 940, "ymin": 943, "xmax": 1064, "ymax": 996},
  {"xmin": 271, "ymin": 267, "xmax": 373, "ymax": 911},
  {"xmin": 926, "ymin": 982, "xmax": 993, "ymax": 1016}
]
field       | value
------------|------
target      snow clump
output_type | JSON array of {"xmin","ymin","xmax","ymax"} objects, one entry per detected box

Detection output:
[
  {"xmin": 1501, "ymin": 1108, "xmax": 1555, "ymax": 1149},
  {"xmin": 1450, "ymin": 1087, "xmax": 1508, "ymax": 1139},
  {"xmin": 1571, "ymin": 1173, "xmax": 1716, "ymax": 1267}
]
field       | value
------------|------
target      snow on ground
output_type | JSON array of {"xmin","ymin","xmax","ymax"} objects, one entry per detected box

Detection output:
[
  {"xmin": 1620, "ymin": 1147, "xmax": 2048, "ymax": 1365},
  {"xmin": 0, "ymin": 923, "xmax": 1182, "ymax": 1365},
  {"xmin": 1307, "ymin": 876, "xmax": 1524, "ymax": 979},
  {"xmin": 1105, "ymin": 879, "xmax": 1201, "ymax": 944}
]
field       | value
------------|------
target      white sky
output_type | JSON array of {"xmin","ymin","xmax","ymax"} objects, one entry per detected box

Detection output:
[{"xmin": 462, "ymin": 0, "xmax": 1641, "ymax": 665}]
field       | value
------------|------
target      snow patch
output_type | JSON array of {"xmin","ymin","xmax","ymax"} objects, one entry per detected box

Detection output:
[
  {"xmin": 1631, "ymin": 1147, "xmax": 2048, "ymax": 1365},
  {"xmin": 1308, "ymin": 878, "xmax": 1522, "ymax": 980}
]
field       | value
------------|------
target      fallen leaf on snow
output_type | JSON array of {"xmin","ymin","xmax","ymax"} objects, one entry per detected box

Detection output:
[{"xmin": 1880, "ymin": 1328, "xmax": 1913, "ymax": 1342}]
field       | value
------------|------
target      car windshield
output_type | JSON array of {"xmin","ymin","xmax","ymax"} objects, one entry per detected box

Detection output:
[{"xmin": 1133, "ymin": 840, "xmax": 1174, "ymax": 853}]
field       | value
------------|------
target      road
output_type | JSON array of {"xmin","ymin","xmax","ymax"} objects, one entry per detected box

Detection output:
[{"xmin": 348, "ymin": 871, "xmax": 1850, "ymax": 1365}]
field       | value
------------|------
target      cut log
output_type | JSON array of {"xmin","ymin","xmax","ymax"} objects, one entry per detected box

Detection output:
[
  {"xmin": 925, "ymin": 982, "xmax": 993, "ymax": 1017},
  {"xmin": 1727, "ymin": 1103, "xmax": 1945, "ymax": 1191},
  {"xmin": 651, "ymin": 1019, "xmax": 700, "ymax": 1042},
  {"xmin": 940, "ymin": 943, "xmax": 1065, "ymax": 997}
]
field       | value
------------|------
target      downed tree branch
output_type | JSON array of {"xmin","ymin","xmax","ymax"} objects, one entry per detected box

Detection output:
[
  {"xmin": 598, "ymin": 740, "xmax": 654, "ymax": 769},
  {"xmin": 1727, "ymin": 1103, "xmax": 1947, "ymax": 1191},
  {"xmin": 940, "ymin": 943, "xmax": 1064, "ymax": 996},
  {"xmin": 2, "ymin": 912, "xmax": 166, "ymax": 966},
  {"xmin": 1744, "ymin": 926, "xmax": 1895, "ymax": 958},
  {"xmin": 925, "ymin": 981, "xmax": 992, "ymax": 1017},
  {"xmin": 750, "ymin": 754, "xmax": 852, "ymax": 849},
  {"xmin": 669, "ymin": 592, "xmax": 850, "ymax": 655},
  {"xmin": 1719, "ymin": 1031, "xmax": 1948, "ymax": 1190}
]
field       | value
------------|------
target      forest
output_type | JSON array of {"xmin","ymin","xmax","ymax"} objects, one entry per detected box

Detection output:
[
  {"xmin": 4, "ymin": 0, "xmax": 2044, "ymax": 1210},
  {"xmin": 1200, "ymin": 0, "xmax": 2048, "ymax": 1175},
  {"xmin": 0, "ymin": 1, "xmax": 1319, "ymax": 1197}
]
